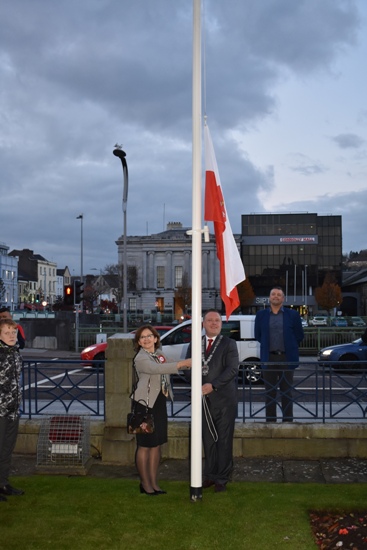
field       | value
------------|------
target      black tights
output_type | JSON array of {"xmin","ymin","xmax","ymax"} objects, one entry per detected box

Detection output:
[{"xmin": 135, "ymin": 445, "xmax": 162, "ymax": 492}]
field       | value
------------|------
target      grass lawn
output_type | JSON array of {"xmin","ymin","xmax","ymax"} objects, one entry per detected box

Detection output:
[{"xmin": 2, "ymin": 477, "xmax": 367, "ymax": 549}]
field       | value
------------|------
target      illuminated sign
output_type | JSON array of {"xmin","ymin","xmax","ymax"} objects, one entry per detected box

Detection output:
[{"xmin": 279, "ymin": 237, "xmax": 316, "ymax": 243}]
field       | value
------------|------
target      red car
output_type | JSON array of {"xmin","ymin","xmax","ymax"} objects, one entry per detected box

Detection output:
[{"xmin": 81, "ymin": 326, "xmax": 173, "ymax": 368}]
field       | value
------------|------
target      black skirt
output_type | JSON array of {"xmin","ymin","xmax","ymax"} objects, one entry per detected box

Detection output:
[{"xmin": 135, "ymin": 391, "xmax": 168, "ymax": 448}]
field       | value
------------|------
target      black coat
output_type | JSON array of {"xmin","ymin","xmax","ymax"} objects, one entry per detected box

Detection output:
[{"xmin": 186, "ymin": 335, "xmax": 239, "ymax": 407}]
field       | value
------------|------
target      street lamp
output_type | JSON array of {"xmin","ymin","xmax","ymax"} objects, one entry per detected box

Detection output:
[
  {"xmin": 76, "ymin": 214, "xmax": 84, "ymax": 286},
  {"xmin": 113, "ymin": 145, "xmax": 129, "ymax": 333},
  {"xmin": 305, "ymin": 264, "xmax": 308, "ymax": 312},
  {"xmin": 75, "ymin": 214, "xmax": 83, "ymax": 352}
]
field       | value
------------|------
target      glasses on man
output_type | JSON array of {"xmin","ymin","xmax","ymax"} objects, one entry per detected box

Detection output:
[{"xmin": 140, "ymin": 334, "xmax": 154, "ymax": 340}]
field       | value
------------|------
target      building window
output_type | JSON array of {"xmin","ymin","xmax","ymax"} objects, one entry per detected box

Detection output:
[
  {"xmin": 175, "ymin": 266, "xmax": 183, "ymax": 287},
  {"xmin": 129, "ymin": 297, "xmax": 137, "ymax": 311},
  {"xmin": 157, "ymin": 266, "xmax": 165, "ymax": 288}
]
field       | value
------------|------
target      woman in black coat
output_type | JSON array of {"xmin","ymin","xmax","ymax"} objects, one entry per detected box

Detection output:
[{"xmin": 132, "ymin": 325, "xmax": 191, "ymax": 495}]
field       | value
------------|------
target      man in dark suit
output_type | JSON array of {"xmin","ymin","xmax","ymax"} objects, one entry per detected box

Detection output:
[
  {"xmin": 255, "ymin": 287, "xmax": 304, "ymax": 422},
  {"xmin": 187, "ymin": 309, "xmax": 239, "ymax": 492}
]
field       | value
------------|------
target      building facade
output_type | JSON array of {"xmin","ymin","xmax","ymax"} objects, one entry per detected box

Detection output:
[
  {"xmin": 0, "ymin": 242, "xmax": 18, "ymax": 310},
  {"xmin": 241, "ymin": 213, "xmax": 343, "ymax": 315},
  {"xmin": 116, "ymin": 222, "xmax": 227, "ymax": 321},
  {"xmin": 9, "ymin": 249, "xmax": 57, "ymax": 306}
]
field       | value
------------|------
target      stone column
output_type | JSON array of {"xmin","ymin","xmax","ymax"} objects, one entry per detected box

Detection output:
[
  {"xmin": 101, "ymin": 334, "xmax": 136, "ymax": 464},
  {"xmin": 148, "ymin": 251, "xmax": 155, "ymax": 288},
  {"xmin": 165, "ymin": 251, "xmax": 173, "ymax": 288},
  {"xmin": 202, "ymin": 250, "xmax": 209, "ymax": 288},
  {"xmin": 184, "ymin": 251, "xmax": 191, "ymax": 278}
]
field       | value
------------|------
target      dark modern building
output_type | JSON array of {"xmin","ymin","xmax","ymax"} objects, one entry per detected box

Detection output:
[{"xmin": 241, "ymin": 213, "xmax": 342, "ymax": 315}]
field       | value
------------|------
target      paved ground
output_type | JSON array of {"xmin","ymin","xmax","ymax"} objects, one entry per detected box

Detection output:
[{"xmin": 10, "ymin": 454, "xmax": 367, "ymax": 484}]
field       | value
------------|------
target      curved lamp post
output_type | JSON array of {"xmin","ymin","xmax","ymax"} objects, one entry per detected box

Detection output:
[{"xmin": 113, "ymin": 146, "xmax": 129, "ymax": 332}]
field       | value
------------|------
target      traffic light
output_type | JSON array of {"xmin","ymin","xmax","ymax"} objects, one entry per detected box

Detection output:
[
  {"xmin": 64, "ymin": 285, "xmax": 74, "ymax": 306},
  {"xmin": 74, "ymin": 280, "xmax": 84, "ymax": 304}
]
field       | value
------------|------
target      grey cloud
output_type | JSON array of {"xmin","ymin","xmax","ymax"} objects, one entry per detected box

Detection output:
[
  {"xmin": 290, "ymin": 164, "xmax": 327, "ymax": 176},
  {"xmin": 287, "ymin": 153, "xmax": 328, "ymax": 176},
  {"xmin": 332, "ymin": 133, "xmax": 365, "ymax": 149},
  {"xmin": 0, "ymin": 0, "xmax": 363, "ymax": 272}
]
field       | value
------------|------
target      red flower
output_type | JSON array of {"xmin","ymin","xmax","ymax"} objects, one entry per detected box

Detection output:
[{"xmin": 338, "ymin": 528, "xmax": 348, "ymax": 535}]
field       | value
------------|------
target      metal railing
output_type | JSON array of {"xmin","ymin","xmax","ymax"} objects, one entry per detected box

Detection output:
[
  {"xmin": 20, "ymin": 359, "xmax": 367, "ymax": 423},
  {"xmin": 299, "ymin": 327, "xmax": 365, "ymax": 354},
  {"xmin": 236, "ymin": 361, "xmax": 367, "ymax": 423},
  {"xmin": 168, "ymin": 360, "xmax": 367, "ymax": 423},
  {"xmin": 21, "ymin": 360, "xmax": 105, "ymax": 419}
]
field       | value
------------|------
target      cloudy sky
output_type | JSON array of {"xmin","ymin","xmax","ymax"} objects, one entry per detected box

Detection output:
[{"xmin": 1, "ymin": 0, "xmax": 366, "ymax": 277}]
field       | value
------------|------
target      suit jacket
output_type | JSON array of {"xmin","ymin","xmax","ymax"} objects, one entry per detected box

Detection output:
[
  {"xmin": 187, "ymin": 335, "xmax": 239, "ymax": 408},
  {"xmin": 254, "ymin": 307, "xmax": 304, "ymax": 368},
  {"xmin": 132, "ymin": 348, "xmax": 181, "ymax": 407}
]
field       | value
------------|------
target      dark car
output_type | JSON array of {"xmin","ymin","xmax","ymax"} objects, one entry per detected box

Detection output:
[
  {"xmin": 330, "ymin": 316, "xmax": 348, "ymax": 327},
  {"xmin": 81, "ymin": 326, "xmax": 173, "ymax": 368},
  {"xmin": 349, "ymin": 316, "xmax": 366, "ymax": 327},
  {"xmin": 318, "ymin": 338, "xmax": 367, "ymax": 370}
]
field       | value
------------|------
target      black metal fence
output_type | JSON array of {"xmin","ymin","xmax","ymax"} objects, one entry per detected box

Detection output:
[
  {"xmin": 21, "ymin": 360, "xmax": 105, "ymax": 419},
  {"xmin": 168, "ymin": 360, "xmax": 367, "ymax": 423},
  {"xmin": 20, "ymin": 359, "xmax": 367, "ymax": 423}
]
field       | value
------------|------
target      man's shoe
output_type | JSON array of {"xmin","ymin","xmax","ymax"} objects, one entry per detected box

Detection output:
[
  {"xmin": 202, "ymin": 479, "xmax": 215, "ymax": 489},
  {"xmin": 0, "ymin": 484, "xmax": 24, "ymax": 496},
  {"xmin": 214, "ymin": 483, "xmax": 227, "ymax": 493},
  {"xmin": 0, "ymin": 494, "xmax": 7, "ymax": 502}
]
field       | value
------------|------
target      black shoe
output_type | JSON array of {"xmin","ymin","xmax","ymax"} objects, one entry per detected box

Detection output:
[
  {"xmin": 214, "ymin": 483, "xmax": 227, "ymax": 493},
  {"xmin": 154, "ymin": 489, "xmax": 167, "ymax": 495},
  {"xmin": 0, "ymin": 494, "xmax": 7, "ymax": 502},
  {"xmin": 202, "ymin": 479, "xmax": 215, "ymax": 489},
  {"xmin": 139, "ymin": 483, "xmax": 158, "ymax": 496},
  {"xmin": 0, "ymin": 484, "xmax": 24, "ymax": 496}
]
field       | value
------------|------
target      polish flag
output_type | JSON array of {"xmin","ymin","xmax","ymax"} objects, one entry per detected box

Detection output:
[{"xmin": 204, "ymin": 124, "xmax": 246, "ymax": 319}]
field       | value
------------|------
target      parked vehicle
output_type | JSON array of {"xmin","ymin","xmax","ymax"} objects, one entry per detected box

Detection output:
[
  {"xmin": 318, "ymin": 338, "xmax": 367, "ymax": 370},
  {"xmin": 308, "ymin": 316, "xmax": 328, "ymax": 327},
  {"xmin": 81, "ymin": 326, "xmax": 173, "ymax": 368},
  {"xmin": 160, "ymin": 315, "xmax": 262, "ymax": 384},
  {"xmin": 330, "ymin": 317, "xmax": 348, "ymax": 327},
  {"xmin": 349, "ymin": 316, "xmax": 366, "ymax": 327}
]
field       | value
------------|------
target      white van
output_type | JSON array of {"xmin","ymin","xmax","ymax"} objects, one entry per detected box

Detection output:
[{"xmin": 161, "ymin": 315, "xmax": 262, "ymax": 383}]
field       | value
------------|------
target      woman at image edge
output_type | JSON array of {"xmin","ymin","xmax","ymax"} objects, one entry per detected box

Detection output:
[{"xmin": 132, "ymin": 325, "xmax": 191, "ymax": 495}]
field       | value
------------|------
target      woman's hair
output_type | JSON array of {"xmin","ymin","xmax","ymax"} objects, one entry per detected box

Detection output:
[{"xmin": 133, "ymin": 325, "xmax": 161, "ymax": 352}]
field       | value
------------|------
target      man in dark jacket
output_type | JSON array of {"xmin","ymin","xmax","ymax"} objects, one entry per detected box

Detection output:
[
  {"xmin": 186, "ymin": 310, "xmax": 239, "ymax": 492},
  {"xmin": 0, "ymin": 318, "xmax": 24, "ymax": 501},
  {"xmin": 255, "ymin": 287, "xmax": 304, "ymax": 422}
]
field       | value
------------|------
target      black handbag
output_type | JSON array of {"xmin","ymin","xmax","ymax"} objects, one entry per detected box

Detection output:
[
  {"xmin": 127, "ymin": 400, "xmax": 155, "ymax": 434},
  {"xmin": 127, "ymin": 362, "xmax": 155, "ymax": 434}
]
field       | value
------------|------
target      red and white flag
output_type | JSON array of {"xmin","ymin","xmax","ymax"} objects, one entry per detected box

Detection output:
[{"xmin": 204, "ymin": 124, "xmax": 246, "ymax": 319}]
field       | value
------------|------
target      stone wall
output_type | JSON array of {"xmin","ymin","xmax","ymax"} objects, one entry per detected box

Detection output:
[{"xmin": 15, "ymin": 336, "xmax": 367, "ymax": 462}]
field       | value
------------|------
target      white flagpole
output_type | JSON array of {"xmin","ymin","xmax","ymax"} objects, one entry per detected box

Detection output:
[{"xmin": 190, "ymin": 0, "xmax": 203, "ymax": 502}]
